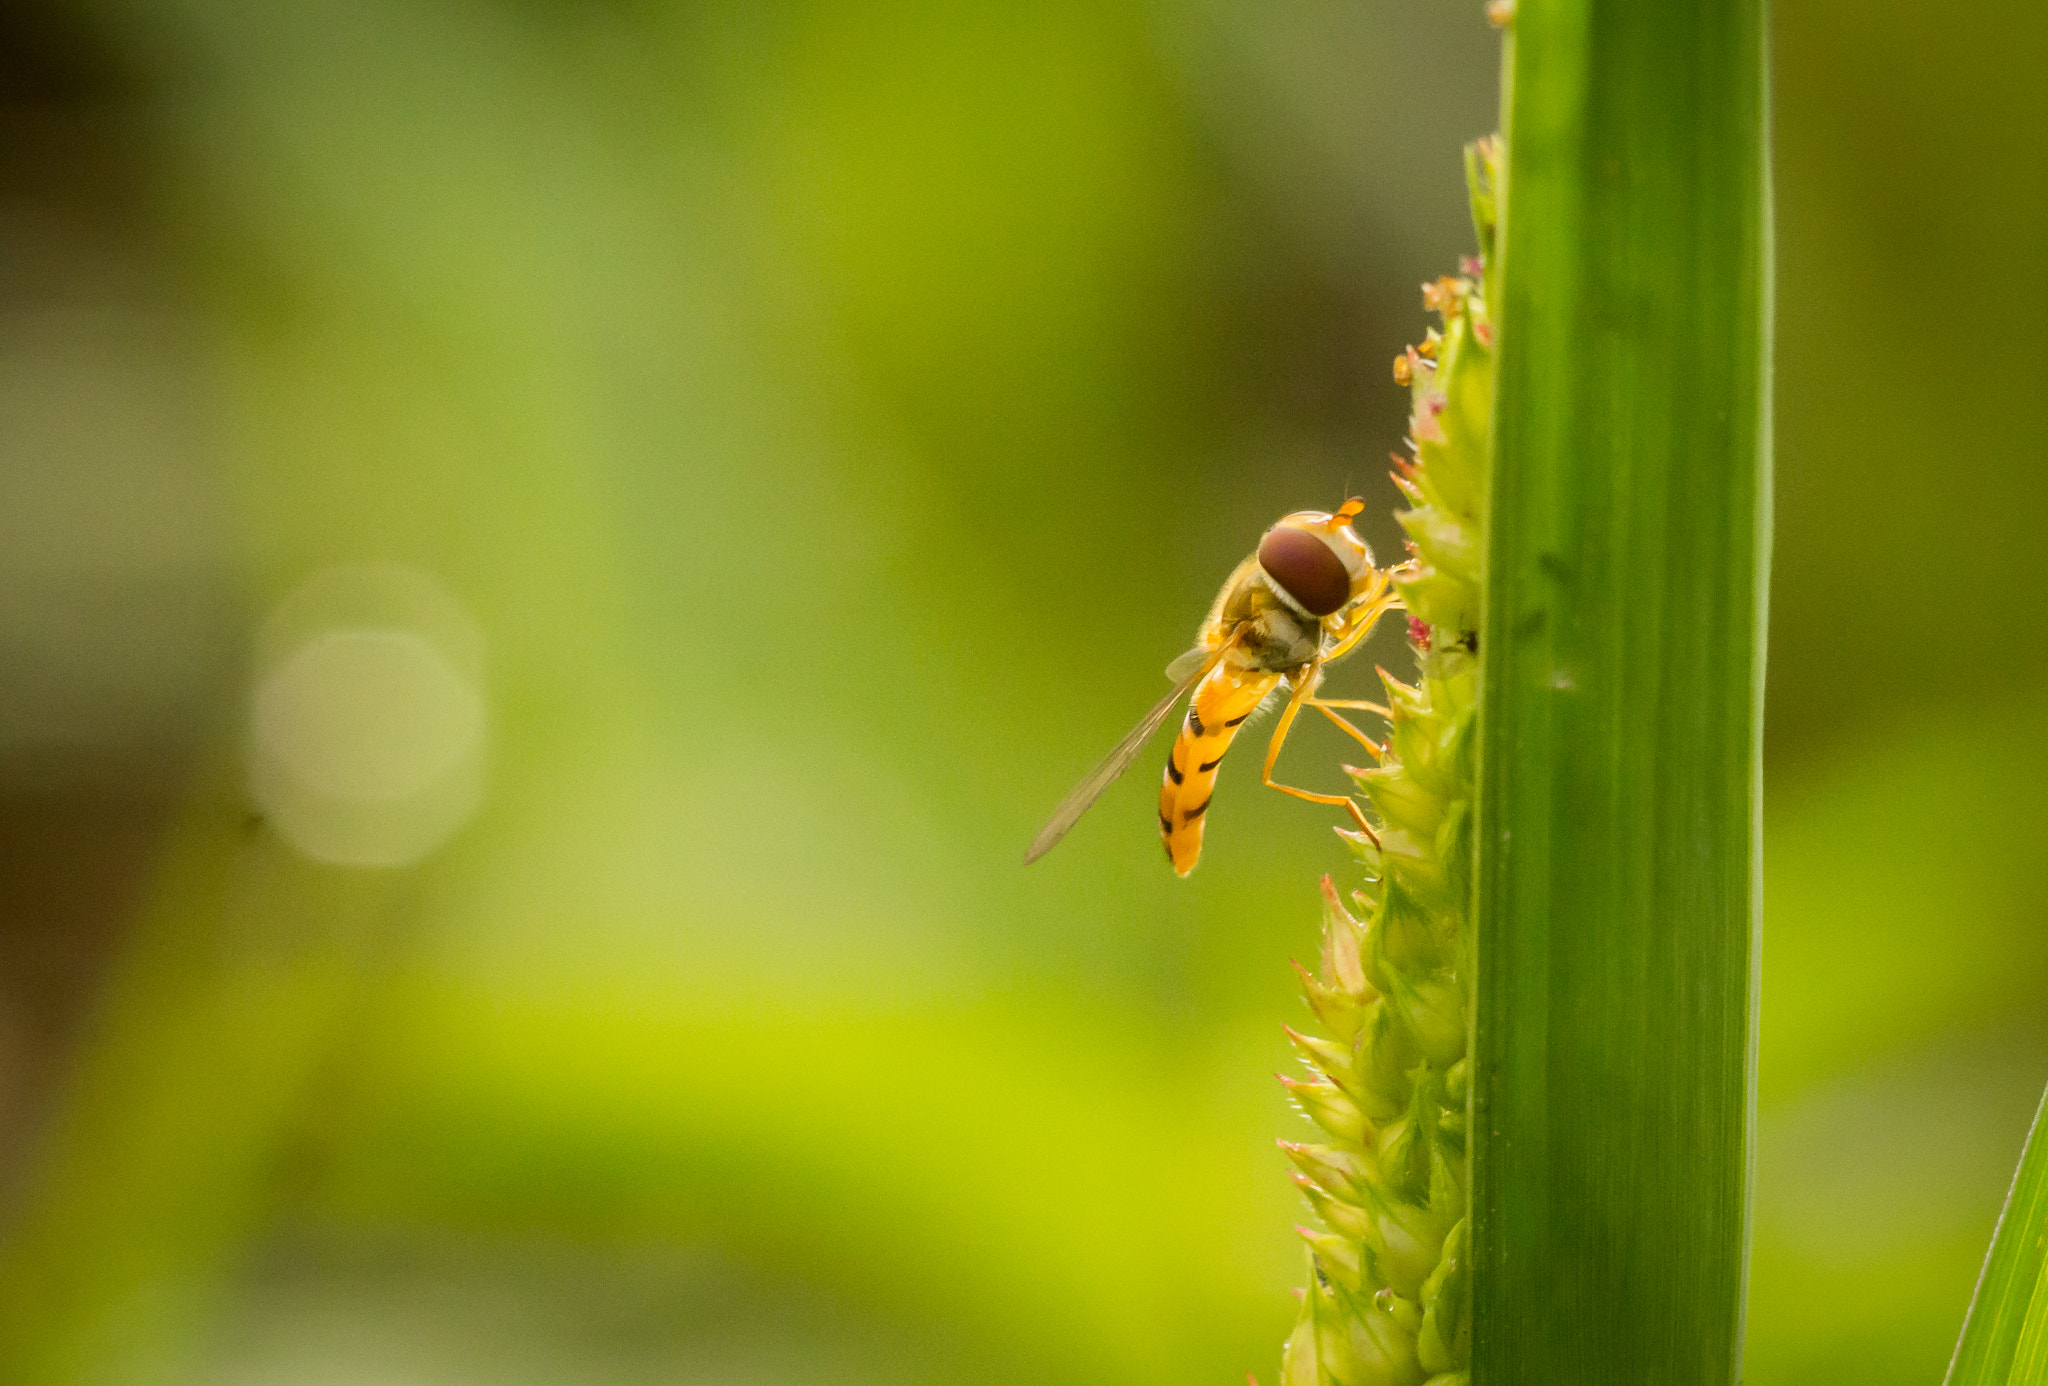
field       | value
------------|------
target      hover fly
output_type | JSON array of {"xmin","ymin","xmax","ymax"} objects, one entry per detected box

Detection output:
[{"xmin": 1025, "ymin": 499, "xmax": 1401, "ymax": 875}]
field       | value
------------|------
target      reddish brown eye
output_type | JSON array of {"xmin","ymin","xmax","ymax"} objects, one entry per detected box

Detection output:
[{"xmin": 1258, "ymin": 526, "xmax": 1351, "ymax": 616}]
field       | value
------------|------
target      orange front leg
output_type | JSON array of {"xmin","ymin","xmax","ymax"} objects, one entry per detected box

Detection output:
[
  {"xmin": 1260, "ymin": 664, "xmax": 1379, "ymax": 843},
  {"xmin": 1307, "ymin": 700, "xmax": 1385, "ymax": 760},
  {"xmin": 1313, "ymin": 698, "xmax": 1393, "ymax": 715},
  {"xmin": 1320, "ymin": 586, "xmax": 1401, "ymax": 667}
]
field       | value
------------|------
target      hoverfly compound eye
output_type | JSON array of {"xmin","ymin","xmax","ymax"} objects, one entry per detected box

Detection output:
[{"xmin": 1258, "ymin": 525, "xmax": 1352, "ymax": 616}]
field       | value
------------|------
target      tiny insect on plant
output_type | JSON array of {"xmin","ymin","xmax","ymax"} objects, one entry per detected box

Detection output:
[
  {"xmin": 1017, "ymin": 69, "xmax": 1499, "ymax": 1381},
  {"xmin": 1023, "ymin": 499, "xmax": 1405, "ymax": 877},
  {"xmin": 1027, "ymin": 130, "xmax": 1496, "ymax": 1382}
]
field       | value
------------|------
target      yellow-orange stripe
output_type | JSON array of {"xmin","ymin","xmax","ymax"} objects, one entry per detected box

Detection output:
[{"xmin": 1159, "ymin": 668, "xmax": 1279, "ymax": 876}]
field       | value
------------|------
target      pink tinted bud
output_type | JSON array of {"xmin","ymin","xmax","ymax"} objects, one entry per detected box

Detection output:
[{"xmin": 1411, "ymin": 392, "xmax": 1448, "ymax": 444}]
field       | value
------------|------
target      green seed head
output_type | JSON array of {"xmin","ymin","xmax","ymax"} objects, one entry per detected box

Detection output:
[{"xmin": 1271, "ymin": 130, "xmax": 1494, "ymax": 1386}]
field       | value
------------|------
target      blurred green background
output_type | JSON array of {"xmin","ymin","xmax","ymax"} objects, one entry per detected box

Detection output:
[{"xmin": 0, "ymin": 0, "xmax": 2040, "ymax": 1382}]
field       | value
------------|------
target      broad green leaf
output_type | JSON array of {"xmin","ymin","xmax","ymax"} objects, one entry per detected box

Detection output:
[{"xmin": 1469, "ymin": 1, "xmax": 1771, "ymax": 1381}]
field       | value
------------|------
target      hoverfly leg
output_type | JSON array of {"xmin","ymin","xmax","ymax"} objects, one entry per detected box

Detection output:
[
  {"xmin": 1312, "ymin": 698, "xmax": 1393, "ymax": 716},
  {"xmin": 1259, "ymin": 664, "xmax": 1380, "ymax": 842},
  {"xmin": 1321, "ymin": 587, "xmax": 1401, "ymax": 666},
  {"xmin": 1264, "ymin": 581, "xmax": 1401, "ymax": 772},
  {"xmin": 1307, "ymin": 700, "xmax": 1385, "ymax": 760}
]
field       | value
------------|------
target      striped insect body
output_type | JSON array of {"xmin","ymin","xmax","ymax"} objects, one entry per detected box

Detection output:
[
  {"xmin": 1159, "ymin": 667, "xmax": 1278, "ymax": 874},
  {"xmin": 1025, "ymin": 500, "xmax": 1404, "ymax": 875}
]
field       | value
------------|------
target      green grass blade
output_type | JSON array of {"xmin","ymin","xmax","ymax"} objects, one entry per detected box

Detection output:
[
  {"xmin": 1470, "ymin": 1, "xmax": 1771, "ymax": 1380},
  {"xmin": 1948, "ymin": 1081, "xmax": 2048, "ymax": 1385}
]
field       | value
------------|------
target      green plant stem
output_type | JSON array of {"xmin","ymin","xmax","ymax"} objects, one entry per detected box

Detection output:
[{"xmin": 1469, "ymin": 1, "xmax": 1772, "ymax": 1381}]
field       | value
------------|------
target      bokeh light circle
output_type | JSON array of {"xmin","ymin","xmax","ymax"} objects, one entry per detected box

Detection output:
[{"xmin": 248, "ymin": 563, "xmax": 487, "ymax": 867}]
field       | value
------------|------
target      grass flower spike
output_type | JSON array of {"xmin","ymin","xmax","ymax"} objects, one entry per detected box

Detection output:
[{"xmin": 1274, "ymin": 141, "xmax": 1496, "ymax": 1386}]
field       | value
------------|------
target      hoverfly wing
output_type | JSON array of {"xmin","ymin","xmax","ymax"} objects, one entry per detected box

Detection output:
[
  {"xmin": 1163, "ymin": 644, "xmax": 1215, "ymax": 682},
  {"xmin": 1024, "ymin": 643, "xmax": 1232, "ymax": 865}
]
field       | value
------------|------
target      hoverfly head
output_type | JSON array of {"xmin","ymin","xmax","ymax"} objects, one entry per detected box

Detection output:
[{"xmin": 1256, "ymin": 501, "xmax": 1375, "ymax": 618}]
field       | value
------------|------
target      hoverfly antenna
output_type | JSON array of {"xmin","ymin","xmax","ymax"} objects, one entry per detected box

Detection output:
[{"xmin": 1336, "ymin": 497, "xmax": 1366, "ymax": 524}]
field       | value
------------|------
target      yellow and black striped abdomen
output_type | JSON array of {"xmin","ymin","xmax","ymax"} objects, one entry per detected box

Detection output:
[{"xmin": 1160, "ymin": 667, "xmax": 1280, "ymax": 876}]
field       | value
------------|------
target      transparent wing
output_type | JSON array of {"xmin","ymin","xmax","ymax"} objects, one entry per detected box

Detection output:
[
  {"xmin": 1023, "ymin": 644, "xmax": 1231, "ymax": 865},
  {"xmin": 1163, "ymin": 644, "xmax": 1214, "ymax": 682}
]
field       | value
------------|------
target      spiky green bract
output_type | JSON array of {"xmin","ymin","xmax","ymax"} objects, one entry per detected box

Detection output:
[{"xmin": 1273, "ymin": 142, "xmax": 1495, "ymax": 1386}]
